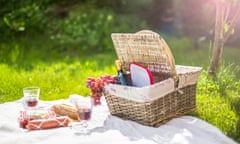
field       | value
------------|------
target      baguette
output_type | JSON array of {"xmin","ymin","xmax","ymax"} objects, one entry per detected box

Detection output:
[{"xmin": 51, "ymin": 104, "xmax": 79, "ymax": 120}]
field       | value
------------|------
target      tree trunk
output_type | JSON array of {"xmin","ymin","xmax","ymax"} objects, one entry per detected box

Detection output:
[{"xmin": 208, "ymin": 2, "xmax": 224, "ymax": 76}]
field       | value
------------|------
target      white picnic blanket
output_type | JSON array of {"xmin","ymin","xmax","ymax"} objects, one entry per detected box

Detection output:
[{"xmin": 0, "ymin": 95, "xmax": 237, "ymax": 144}]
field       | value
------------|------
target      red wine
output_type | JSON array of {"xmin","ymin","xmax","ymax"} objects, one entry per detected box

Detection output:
[
  {"xmin": 78, "ymin": 108, "xmax": 91, "ymax": 121},
  {"xmin": 27, "ymin": 100, "xmax": 38, "ymax": 107}
]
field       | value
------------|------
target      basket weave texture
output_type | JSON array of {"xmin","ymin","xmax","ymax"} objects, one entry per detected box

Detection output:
[
  {"xmin": 104, "ymin": 30, "xmax": 201, "ymax": 127},
  {"xmin": 111, "ymin": 30, "xmax": 177, "ymax": 83},
  {"xmin": 105, "ymin": 84, "xmax": 196, "ymax": 127}
]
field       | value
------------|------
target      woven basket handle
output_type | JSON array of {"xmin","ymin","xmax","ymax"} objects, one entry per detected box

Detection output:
[
  {"xmin": 135, "ymin": 30, "xmax": 178, "ymax": 82},
  {"xmin": 136, "ymin": 30, "xmax": 159, "ymax": 35}
]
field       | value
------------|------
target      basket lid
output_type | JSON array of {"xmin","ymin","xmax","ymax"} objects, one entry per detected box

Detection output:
[{"xmin": 111, "ymin": 30, "xmax": 177, "ymax": 81}]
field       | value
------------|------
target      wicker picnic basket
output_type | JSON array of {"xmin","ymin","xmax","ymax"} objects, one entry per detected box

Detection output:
[{"xmin": 104, "ymin": 30, "xmax": 202, "ymax": 127}]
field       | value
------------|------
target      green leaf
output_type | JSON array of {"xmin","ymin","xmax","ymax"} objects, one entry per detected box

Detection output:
[
  {"xmin": 224, "ymin": 23, "xmax": 229, "ymax": 33},
  {"xmin": 224, "ymin": 23, "xmax": 235, "ymax": 35},
  {"xmin": 3, "ymin": 16, "xmax": 10, "ymax": 27}
]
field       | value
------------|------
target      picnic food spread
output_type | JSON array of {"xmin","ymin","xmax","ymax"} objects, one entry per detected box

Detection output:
[
  {"xmin": 3, "ymin": 97, "xmax": 237, "ymax": 144},
  {"xmin": 3, "ymin": 30, "xmax": 237, "ymax": 144},
  {"xmin": 17, "ymin": 30, "xmax": 201, "ymax": 131}
]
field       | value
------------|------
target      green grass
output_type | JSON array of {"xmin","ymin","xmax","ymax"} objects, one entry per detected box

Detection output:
[
  {"xmin": 0, "ymin": 35, "xmax": 240, "ymax": 142},
  {"xmin": 0, "ymin": 51, "xmax": 118, "ymax": 102},
  {"xmin": 196, "ymin": 67, "xmax": 240, "ymax": 142}
]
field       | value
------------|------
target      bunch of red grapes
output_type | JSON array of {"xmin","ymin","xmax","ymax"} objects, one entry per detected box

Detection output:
[{"xmin": 86, "ymin": 75, "xmax": 118, "ymax": 105}]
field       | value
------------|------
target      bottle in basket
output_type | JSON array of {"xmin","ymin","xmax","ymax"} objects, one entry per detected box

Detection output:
[{"xmin": 115, "ymin": 60, "xmax": 127, "ymax": 85}]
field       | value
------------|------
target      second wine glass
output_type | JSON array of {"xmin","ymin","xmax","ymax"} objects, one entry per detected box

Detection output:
[{"xmin": 73, "ymin": 98, "xmax": 93, "ymax": 135}]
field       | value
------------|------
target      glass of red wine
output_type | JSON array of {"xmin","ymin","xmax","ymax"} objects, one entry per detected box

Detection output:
[
  {"xmin": 72, "ymin": 98, "xmax": 93, "ymax": 135},
  {"xmin": 23, "ymin": 87, "xmax": 40, "ymax": 110}
]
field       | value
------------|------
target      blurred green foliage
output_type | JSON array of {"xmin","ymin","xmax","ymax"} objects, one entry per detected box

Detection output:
[
  {"xmin": 0, "ymin": 0, "xmax": 148, "ymax": 52},
  {"xmin": 48, "ymin": 7, "xmax": 147, "ymax": 52},
  {"xmin": 0, "ymin": 0, "xmax": 49, "ymax": 38}
]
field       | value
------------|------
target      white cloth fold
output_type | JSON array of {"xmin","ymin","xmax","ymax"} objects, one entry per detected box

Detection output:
[{"xmin": 0, "ymin": 95, "xmax": 237, "ymax": 144}]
